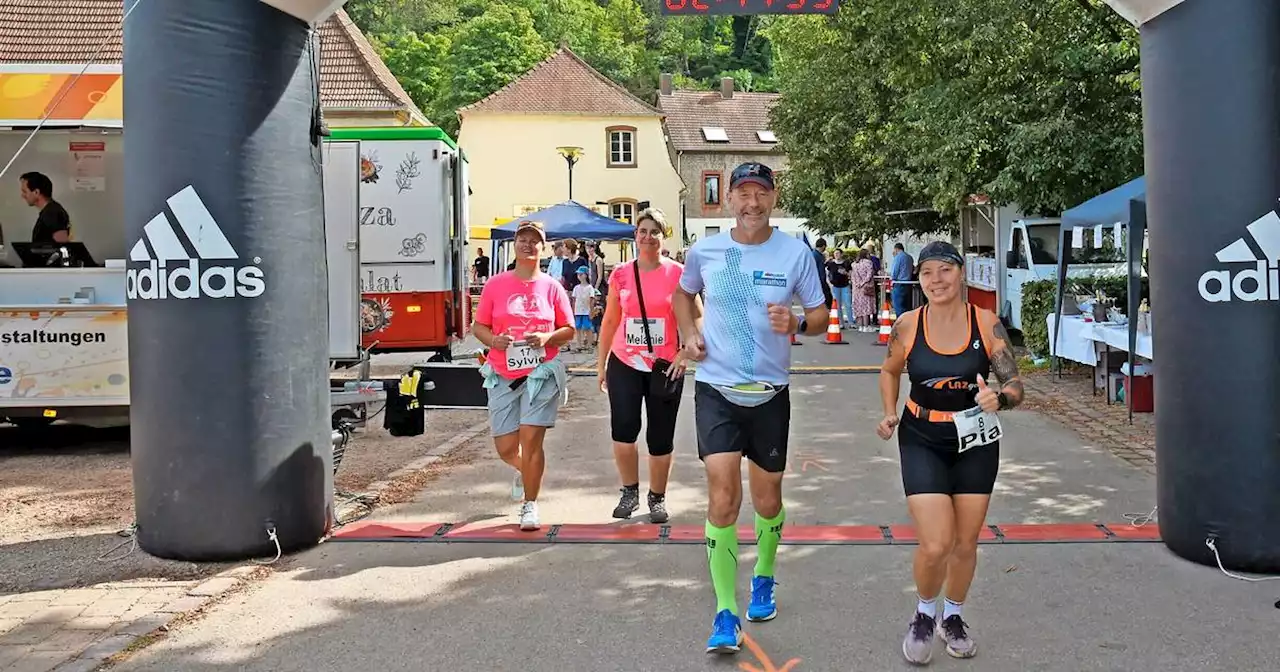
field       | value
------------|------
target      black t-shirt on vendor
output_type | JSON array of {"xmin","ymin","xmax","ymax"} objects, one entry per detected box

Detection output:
[
  {"xmin": 31, "ymin": 200, "xmax": 71, "ymax": 244},
  {"xmin": 826, "ymin": 259, "xmax": 852, "ymax": 288}
]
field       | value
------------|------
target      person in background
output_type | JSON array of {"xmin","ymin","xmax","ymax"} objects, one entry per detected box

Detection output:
[
  {"xmin": 472, "ymin": 247, "xmax": 490, "ymax": 284},
  {"xmin": 570, "ymin": 266, "xmax": 599, "ymax": 351},
  {"xmin": 596, "ymin": 208, "xmax": 691, "ymax": 524},
  {"xmin": 547, "ymin": 241, "xmax": 568, "ymax": 287},
  {"xmin": 20, "ymin": 172, "xmax": 71, "ymax": 244},
  {"xmin": 890, "ymin": 242, "xmax": 916, "ymax": 317},
  {"xmin": 588, "ymin": 243, "xmax": 607, "ymax": 337},
  {"xmin": 865, "ymin": 243, "xmax": 882, "ymax": 275},
  {"xmin": 812, "ymin": 237, "xmax": 834, "ymax": 309},
  {"xmin": 825, "ymin": 248, "xmax": 854, "ymax": 328},
  {"xmin": 852, "ymin": 249, "xmax": 877, "ymax": 331},
  {"xmin": 472, "ymin": 220, "xmax": 576, "ymax": 532}
]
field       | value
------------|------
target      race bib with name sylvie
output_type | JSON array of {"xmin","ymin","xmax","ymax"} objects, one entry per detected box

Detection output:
[
  {"xmin": 624, "ymin": 317, "xmax": 665, "ymax": 347},
  {"xmin": 953, "ymin": 406, "xmax": 1003, "ymax": 453},
  {"xmin": 505, "ymin": 342, "xmax": 545, "ymax": 370}
]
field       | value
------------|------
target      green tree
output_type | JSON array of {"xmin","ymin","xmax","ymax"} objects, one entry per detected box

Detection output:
[
  {"xmin": 437, "ymin": 3, "xmax": 552, "ymax": 134},
  {"xmin": 766, "ymin": 0, "xmax": 1141, "ymax": 239}
]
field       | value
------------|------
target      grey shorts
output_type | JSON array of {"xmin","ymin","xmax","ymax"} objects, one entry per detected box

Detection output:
[{"xmin": 487, "ymin": 369, "xmax": 565, "ymax": 437}]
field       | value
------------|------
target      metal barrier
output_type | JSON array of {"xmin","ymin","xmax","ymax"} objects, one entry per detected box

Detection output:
[{"xmin": 874, "ymin": 275, "xmax": 925, "ymax": 317}]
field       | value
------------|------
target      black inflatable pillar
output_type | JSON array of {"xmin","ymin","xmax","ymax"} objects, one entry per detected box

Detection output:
[
  {"xmin": 123, "ymin": 0, "xmax": 333, "ymax": 561},
  {"xmin": 1140, "ymin": 0, "xmax": 1280, "ymax": 572}
]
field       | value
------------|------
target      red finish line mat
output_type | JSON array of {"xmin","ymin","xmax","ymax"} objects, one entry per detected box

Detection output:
[{"xmin": 329, "ymin": 521, "xmax": 1162, "ymax": 545}]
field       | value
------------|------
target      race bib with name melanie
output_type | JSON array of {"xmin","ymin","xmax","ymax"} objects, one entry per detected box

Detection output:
[
  {"xmin": 953, "ymin": 406, "xmax": 1003, "ymax": 453},
  {"xmin": 624, "ymin": 317, "xmax": 666, "ymax": 348},
  {"xmin": 505, "ymin": 343, "xmax": 546, "ymax": 371}
]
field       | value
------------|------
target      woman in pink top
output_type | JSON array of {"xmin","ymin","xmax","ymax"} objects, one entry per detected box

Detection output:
[
  {"xmin": 595, "ymin": 208, "xmax": 698, "ymax": 523},
  {"xmin": 473, "ymin": 220, "xmax": 575, "ymax": 531}
]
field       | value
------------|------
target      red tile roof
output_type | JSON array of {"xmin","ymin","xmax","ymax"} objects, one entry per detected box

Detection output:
[
  {"xmin": 0, "ymin": 0, "xmax": 426, "ymax": 120},
  {"xmin": 657, "ymin": 88, "xmax": 782, "ymax": 153},
  {"xmin": 458, "ymin": 47, "xmax": 661, "ymax": 118}
]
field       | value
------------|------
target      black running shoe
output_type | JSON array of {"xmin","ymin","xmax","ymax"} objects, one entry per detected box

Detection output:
[
  {"xmin": 612, "ymin": 487, "xmax": 640, "ymax": 519},
  {"xmin": 647, "ymin": 491, "xmax": 669, "ymax": 524}
]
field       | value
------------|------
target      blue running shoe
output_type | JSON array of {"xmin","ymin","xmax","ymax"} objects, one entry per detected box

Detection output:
[
  {"xmin": 705, "ymin": 609, "xmax": 743, "ymax": 654},
  {"xmin": 747, "ymin": 576, "xmax": 778, "ymax": 622}
]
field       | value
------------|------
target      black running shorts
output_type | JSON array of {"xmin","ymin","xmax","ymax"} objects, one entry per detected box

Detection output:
[
  {"xmin": 694, "ymin": 381, "xmax": 790, "ymax": 473},
  {"xmin": 897, "ymin": 415, "xmax": 1000, "ymax": 496},
  {"xmin": 606, "ymin": 353, "xmax": 683, "ymax": 456}
]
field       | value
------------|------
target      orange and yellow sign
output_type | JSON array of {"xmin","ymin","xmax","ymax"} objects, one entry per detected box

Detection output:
[{"xmin": 0, "ymin": 73, "xmax": 122, "ymax": 123}]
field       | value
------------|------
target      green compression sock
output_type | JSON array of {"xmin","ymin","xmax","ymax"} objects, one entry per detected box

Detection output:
[
  {"xmin": 754, "ymin": 507, "xmax": 786, "ymax": 578},
  {"xmin": 705, "ymin": 520, "xmax": 739, "ymax": 615}
]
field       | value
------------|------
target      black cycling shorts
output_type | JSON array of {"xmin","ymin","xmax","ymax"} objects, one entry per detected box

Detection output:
[
  {"xmin": 606, "ymin": 353, "xmax": 684, "ymax": 456},
  {"xmin": 897, "ymin": 415, "xmax": 1000, "ymax": 496},
  {"xmin": 694, "ymin": 381, "xmax": 790, "ymax": 473}
]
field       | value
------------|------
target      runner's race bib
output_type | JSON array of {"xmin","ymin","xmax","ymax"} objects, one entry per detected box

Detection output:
[
  {"xmin": 953, "ymin": 406, "xmax": 1003, "ymax": 453},
  {"xmin": 624, "ymin": 317, "xmax": 665, "ymax": 347},
  {"xmin": 506, "ymin": 342, "xmax": 545, "ymax": 370}
]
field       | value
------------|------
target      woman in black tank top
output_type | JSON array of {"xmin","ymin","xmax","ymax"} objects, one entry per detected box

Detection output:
[{"xmin": 876, "ymin": 241, "xmax": 1025, "ymax": 665}]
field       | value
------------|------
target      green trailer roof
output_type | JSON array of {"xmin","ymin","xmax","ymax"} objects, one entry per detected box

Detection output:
[{"xmin": 327, "ymin": 126, "xmax": 458, "ymax": 150}]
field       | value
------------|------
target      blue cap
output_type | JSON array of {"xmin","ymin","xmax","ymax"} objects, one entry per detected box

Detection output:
[
  {"xmin": 730, "ymin": 162, "xmax": 775, "ymax": 190},
  {"xmin": 576, "ymin": 266, "xmax": 590, "ymax": 275},
  {"xmin": 917, "ymin": 241, "xmax": 965, "ymax": 267}
]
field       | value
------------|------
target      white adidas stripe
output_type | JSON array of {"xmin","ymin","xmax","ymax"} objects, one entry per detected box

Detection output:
[
  {"xmin": 1214, "ymin": 210, "xmax": 1280, "ymax": 263},
  {"xmin": 128, "ymin": 186, "xmax": 239, "ymax": 263}
]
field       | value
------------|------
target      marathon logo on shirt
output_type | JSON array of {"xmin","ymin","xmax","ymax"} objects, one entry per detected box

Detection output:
[
  {"xmin": 923, "ymin": 376, "xmax": 976, "ymax": 392},
  {"xmin": 752, "ymin": 271, "xmax": 787, "ymax": 287}
]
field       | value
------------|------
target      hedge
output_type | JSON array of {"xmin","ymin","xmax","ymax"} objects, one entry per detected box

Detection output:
[{"xmin": 1020, "ymin": 274, "xmax": 1150, "ymax": 357}]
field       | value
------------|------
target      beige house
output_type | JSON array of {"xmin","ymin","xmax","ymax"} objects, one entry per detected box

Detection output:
[
  {"xmin": 657, "ymin": 76, "xmax": 813, "ymax": 244},
  {"xmin": 0, "ymin": 1, "xmax": 431, "ymax": 128},
  {"xmin": 457, "ymin": 47, "xmax": 684, "ymax": 249}
]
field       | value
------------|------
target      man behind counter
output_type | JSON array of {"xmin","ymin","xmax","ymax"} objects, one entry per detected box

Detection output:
[{"xmin": 20, "ymin": 171, "xmax": 71, "ymax": 245}]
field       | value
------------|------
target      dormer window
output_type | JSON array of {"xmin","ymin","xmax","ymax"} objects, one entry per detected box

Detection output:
[
  {"xmin": 701, "ymin": 127, "xmax": 729, "ymax": 142},
  {"xmin": 757, "ymin": 130, "xmax": 778, "ymax": 143}
]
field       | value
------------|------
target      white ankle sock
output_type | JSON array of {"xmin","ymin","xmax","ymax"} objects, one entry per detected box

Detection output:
[
  {"xmin": 916, "ymin": 595, "xmax": 937, "ymax": 617},
  {"xmin": 943, "ymin": 598, "xmax": 963, "ymax": 619}
]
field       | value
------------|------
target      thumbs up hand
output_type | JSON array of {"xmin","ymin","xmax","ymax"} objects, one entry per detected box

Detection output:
[{"xmin": 975, "ymin": 374, "xmax": 1000, "ymax": 413}]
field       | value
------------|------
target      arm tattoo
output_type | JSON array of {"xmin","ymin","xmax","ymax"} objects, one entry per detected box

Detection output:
[
  {"xmin": 989, "ymin": 320, "xmax": 1024, "ymax": 406},
  {"xmin": 885, "ymin": 320, "xmax": 901, "ymax": 361}
]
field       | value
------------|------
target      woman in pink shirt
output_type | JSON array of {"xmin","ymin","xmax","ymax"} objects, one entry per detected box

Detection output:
[
  {"xmin": 595, "ymin": 208, "xmax": 697, "ymax": 523},
  {"xmin": 473, "ymin": 220, "xmax": 576, "ymax": 531}
]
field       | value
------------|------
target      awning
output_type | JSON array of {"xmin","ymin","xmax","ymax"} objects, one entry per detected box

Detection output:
[
  {"xmin": 1052, "ymin": 175, "xmax": 1148, "ymax": 425},
  {"xmin": 0, "ymin": 67, "xmax": 123, "ymax": 127}
]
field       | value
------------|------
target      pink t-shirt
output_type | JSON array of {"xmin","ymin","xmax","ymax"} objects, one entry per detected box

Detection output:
[
  {"xmin": 609, "ymin": 258, "xmax": 684, "ymax": 371},
  {"xmin": 476, "ymin": 270, "xmax": 574, "ymax": 379}
]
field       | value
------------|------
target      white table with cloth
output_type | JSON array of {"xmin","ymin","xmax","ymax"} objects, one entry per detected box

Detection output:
[{"xmin": 1046, "ymin": 314, "xmax": 1154, "ymax": 403}]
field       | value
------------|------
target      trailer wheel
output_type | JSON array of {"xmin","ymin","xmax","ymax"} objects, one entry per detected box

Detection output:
[
  {"xmin": 332, "ymin": 408, "xmax": 359, "ymax": 430},
  {"xmin": 7, "ymin": 417, "xmax": 55, "ymax": 430}
]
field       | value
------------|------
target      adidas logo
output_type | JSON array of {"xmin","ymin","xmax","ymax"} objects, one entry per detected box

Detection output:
[
  {"xmin": 1198, "ymin": 208, "xmax": 1280, "ymax": 302},
  {"xmin": 126, "ymin": 186, "xmax": 265, "ymax": 300}
]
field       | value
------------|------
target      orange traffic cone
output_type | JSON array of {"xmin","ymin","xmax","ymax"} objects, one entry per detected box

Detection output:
[
  {"xmin": 825, "ymin": 300, "xmax": 847, "ymax": 345},
  {"xmin": 791, "ymin": 331, "xmax": 800, "ymax": 346},
  {"xmin": 876, "ymin": 297, "xmax": 893, "ymax": 346}
]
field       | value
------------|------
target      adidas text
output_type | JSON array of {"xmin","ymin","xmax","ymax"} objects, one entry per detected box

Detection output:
[
  {"xmin": 1197, "ymin": 260, "xmax": 1279, "ymax": 302},
  {"xmin": 127, "ymin": 260, "xmax": 265, "ymax": 300}
]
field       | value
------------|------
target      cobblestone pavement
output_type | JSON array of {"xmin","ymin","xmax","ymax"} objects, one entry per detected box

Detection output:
[
  {"xmin": 1022, "ymin": 367, "xmax": 1156, "ymax": 474},
  {"xmin": 0, "ymin": 567, "xmax": 260, "ymax": 672}
]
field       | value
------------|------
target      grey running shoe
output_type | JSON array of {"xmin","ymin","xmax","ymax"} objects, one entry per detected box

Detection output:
[
  {"xmin": 902, "ymin": 612, "xmax": 937, "ymax": 665},
  {"xmin": 612, "ymin": 487, "xmax": 640, "ymax": 519},
  {"xmin": 647, "ymin": 491, "xmax": 669, "ymax": 524},
  {"xmin": 941, "ymin": 615, "xmax": 977, "ymax": 658}
]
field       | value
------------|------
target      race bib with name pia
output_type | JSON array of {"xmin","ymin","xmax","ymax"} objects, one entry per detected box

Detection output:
[
  {"xmin": 953, "ymin": 406, "xmax": 1003, "ymax": 453},
  {"xmin": 505, "ymin": 343, "xmax": 545, "ymax": 370},
  {"xmin": 624, "ymin": 317, "xmax": 665, "ymax": 347}
]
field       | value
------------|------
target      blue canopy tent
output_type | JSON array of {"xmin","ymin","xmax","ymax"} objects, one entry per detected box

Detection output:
[
  {"xmin": 1053, "ymin": 176, "xmax": 1148, "ymax": 424},
  {"xmin": 491, "ymin": 201, "xmax": 638, "ymax": 241}
]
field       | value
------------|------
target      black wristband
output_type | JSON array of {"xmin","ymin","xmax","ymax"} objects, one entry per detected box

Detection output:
[{"xmin": 798, "ymin": 319, "xmax": 808, "ymax": 335}]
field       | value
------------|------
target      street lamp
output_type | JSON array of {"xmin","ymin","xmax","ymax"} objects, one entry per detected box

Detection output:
[
  {"xmin": 556, "ymin": 146, "xmax": 583, "ymax": 201},
  {"xmin": 1101, "ymin": 0, "xmax": 1184, "ymax": 26}
]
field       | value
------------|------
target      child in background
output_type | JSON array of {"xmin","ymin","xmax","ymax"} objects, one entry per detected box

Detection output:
[{"xmin": 571, "ymin": 266, "xmax": 599, "ymax": 351}]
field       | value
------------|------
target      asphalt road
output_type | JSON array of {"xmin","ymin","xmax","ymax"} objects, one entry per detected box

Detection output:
[{"xmin": 109, "ymin": 374, "xmax": 1275, "ymax": 672}]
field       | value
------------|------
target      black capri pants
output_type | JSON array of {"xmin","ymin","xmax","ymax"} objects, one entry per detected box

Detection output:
[{"xmin": 606, "ymin": 353, "xmax": 684, "ymax": 456}]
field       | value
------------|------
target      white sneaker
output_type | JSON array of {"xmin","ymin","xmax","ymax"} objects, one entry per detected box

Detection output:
[
  {"xmin": 511, "ymin": 472, "xmax": 525, "ymax": 502},
  {"xmin": 519, "ymin": 501, "xmax": 540, "ymax": 531}
]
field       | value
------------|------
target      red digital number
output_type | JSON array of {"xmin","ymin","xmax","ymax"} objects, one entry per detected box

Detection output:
[
  {"xmin": 692, "ymin": 0, "xmax": 708, "ymax": 9},
  {"xmin": 786, "ymin": 0, "xmax": 806, "ymax": 8},
  {"xmin": 812, "ymin": 0, "xmax": 832, "ymax": 8},
  {"xmin": 665, "ymin": 0, "xmax": 688, "ymax": 10}
]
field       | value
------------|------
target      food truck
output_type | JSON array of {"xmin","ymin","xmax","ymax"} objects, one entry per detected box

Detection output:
[
  {"xmin": 0, "ymin": 69, "xmax": 393, "ymax": 428},
  {"xmin": 326, "ymin": 127, "xmax": 470, "ymax": 361}
]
